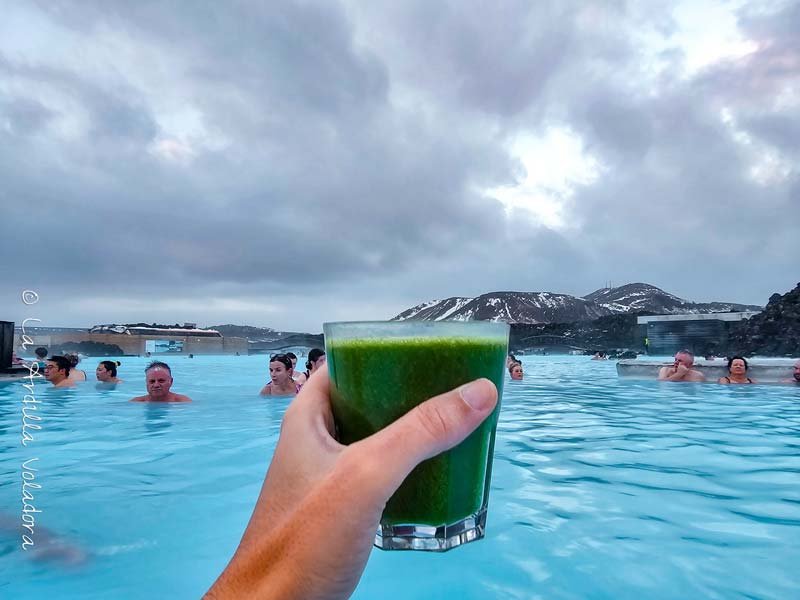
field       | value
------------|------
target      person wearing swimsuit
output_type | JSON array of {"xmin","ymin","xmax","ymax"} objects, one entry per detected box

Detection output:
[
  {"xmin": 260, "ymin": 354, "xmax": 301, "ymax": 396},
  {"xmin": 295, "ymin": 348, "xmax": 326, "ymax": 386},
  {"xmin": 66, "ymin": 353, "xmax": 88, "ymax": 383},
  {"xmin": 718, "ymin": 355, "xmax": 756, "ymax": 384}
]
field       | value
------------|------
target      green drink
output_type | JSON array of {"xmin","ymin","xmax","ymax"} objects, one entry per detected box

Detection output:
[{"xmin": 324, "ymin": 321, "xmax": 508, "ymax": 551}]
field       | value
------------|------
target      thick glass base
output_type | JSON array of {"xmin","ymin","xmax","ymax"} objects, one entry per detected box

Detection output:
[{"xmin": 374, "ymin": 507, "xmax": 487, "ymax": 552}]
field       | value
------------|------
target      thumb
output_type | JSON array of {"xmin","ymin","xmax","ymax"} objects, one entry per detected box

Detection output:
[{"xmin": 354, "ymin": 378, "xmax": 498, "ymax": 497}]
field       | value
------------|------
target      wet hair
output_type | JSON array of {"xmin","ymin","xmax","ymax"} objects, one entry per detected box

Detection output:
[
  {"xmin": 508, "ymin": 361, "xmax": 522, "ymax": 374},
  {"xmin": 727, "ymin": 355, "xmax": 748, "ymax": 371},
  {"xmin": 306, "ymin": 348, "xmax": 325, "ymax": 369},
  {"xmin": 66, "ymin": 353, "xmax": 81, "ymax": 367},
  {"xmin": 508, "ymin": 353, "xmax": 517, "ymax": 361},
  {"xmin": 286, "ymin": 352, "xmax": 297, "ymax": 361},
  {"xmin": 35, "ymin": 347, "xmax": 48, "ymax": 359},
  {"xmin": 269, "ymin": 354, "xmax": 293, "ymax": 371},
  {"xmin": 48, "ymin": 355, "xmax": 71, "ymax": 376},
  {"xmin": 145, "ymin": 361, "xmax": 172, "ymax": 374},
  {"xmin": 99, "ymin": 360, "xmax": 121, "ymax": 377}
]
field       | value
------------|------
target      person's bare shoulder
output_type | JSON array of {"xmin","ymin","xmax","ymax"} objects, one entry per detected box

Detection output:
[
  {"xmin": 129, "ymin": 395, "xmax": 148, "ymax": 402},
  {"xmin": 171, "ymin": 393, "xmax": 192, "ymax": 403},
  {"xmin": 657, "ymin": 366, "xmax": 671, "ymax": 380},
  {"xmin": 259, "ymin": 384, "xmax": 272, "ymax": 396},
  {"xmin": 688, "ymin": 370, "xmax": 705, "ymax": 382}
]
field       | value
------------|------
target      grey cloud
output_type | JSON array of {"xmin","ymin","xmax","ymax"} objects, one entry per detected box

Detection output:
[
  {"xmin": 1, "ymin": 0, "xmax": 798, "ymax": 332},
  {"xmin": 579, "ymin": 93, "xmax": 655, "ymax": 162},
  {"xmin": 740, "ymin": 113, "xmax": 800, "ymax": 158},
  {"xmin": 0, "ymin": 96, "xmax": 53, "ymax": 134}
]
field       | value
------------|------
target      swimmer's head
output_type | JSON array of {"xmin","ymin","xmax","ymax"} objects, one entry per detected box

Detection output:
[
  {"xmin": 509, "ymin": 363, "xmax": 523, "ymax": 380},
  {"xmin": 66, "ymin": 353, "xmax": 81, "ymax": 368},
  {"xmin": 727, "ymin": 355, "xmax": 748, "ymax": 374},
  {"xmin": 145, "ymin": 362, "xmax": 173, "ymax": 398},
  {"xmin": 674, "ymin": 350, "xmax": 695, "ymax": 367},
  {"xmin": 97, "ymin": 360, "xmax": 121, "ymax": 380},
  {"xmin": 35, "ymin": 347, "xmax": 48, "ymax": 360},
  {"xmin": 145, "ymin": 361, "xmax": 171, "ymax": 375},
  {"xmin": 269, "ymin": 354, "xmax": 294, "ymax": 385},
  {"xmin": 306, "ymin": 348, "xmax": 326, "ymax": 372},
  {"xmin": 269, "ymin": 354, "xmax": 293, "ymax": 371},
  {"xmin": 45, "ymin": 356, "xmax": 71, "ymax": 381}
]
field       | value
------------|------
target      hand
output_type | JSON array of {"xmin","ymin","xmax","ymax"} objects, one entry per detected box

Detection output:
[
  {"xmin": 675, "ymin": 363, "xmax": 689, "ymax": 376},
  {"xmin": 205, "ymin": 369, "xmax": 499, "ymax": 600}
]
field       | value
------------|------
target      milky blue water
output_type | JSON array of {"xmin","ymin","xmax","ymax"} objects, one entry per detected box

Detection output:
[{"xmin": 1, "ymin": 355, "xmax": 798, "ymax": 599}]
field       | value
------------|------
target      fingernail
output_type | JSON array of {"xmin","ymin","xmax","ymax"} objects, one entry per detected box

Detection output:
[{"xmin": 460, "ymin": 379, "xmax": 494, "ymax": 411}]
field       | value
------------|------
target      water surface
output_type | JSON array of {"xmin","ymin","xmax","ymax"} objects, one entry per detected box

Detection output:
[{"xmin": 1, "ymin": 355, "xmax": 798, "ymax": 599}]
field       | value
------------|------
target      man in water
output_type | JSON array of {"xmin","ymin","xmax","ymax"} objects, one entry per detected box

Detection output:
[
  {"xmin": 780, "ymin": 359, "xmax": 800, "ymax": 384},
  {"xmin": 130, "ymin": 361, "xmax": 192, "ymax": 403},
  {"xmin": 44, "ymin": 356, "xmax": 76, "ymax": 388},
  {"xmin": 657, "ymin": 350, "xmax": 705, "ymax": 382}
]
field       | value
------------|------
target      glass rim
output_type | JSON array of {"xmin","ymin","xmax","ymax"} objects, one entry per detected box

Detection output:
[{"xmin": 323, "ymin": 320, "xmax": 509, "ymax": 340}]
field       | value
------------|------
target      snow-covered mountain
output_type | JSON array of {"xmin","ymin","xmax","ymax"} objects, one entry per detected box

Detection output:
[
  {"xmin": 583, "ymin": 283, "xmax": 685, "ymax": 313},
  {"xmin": 392, "ymin": 283, "xmax": 762, "ymax": 325},
  {"xmin": 392, "ymin": 297, "xmax": 473, "ymax": 321},
  {"xmin": 582, "ymin": 283, "xmax": 762, "ymax": 315}
]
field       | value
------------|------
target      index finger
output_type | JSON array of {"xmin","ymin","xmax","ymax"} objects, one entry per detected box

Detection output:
[{"xmin": 284, "ymin": 368, "xmax": 337, "ymax": 440}]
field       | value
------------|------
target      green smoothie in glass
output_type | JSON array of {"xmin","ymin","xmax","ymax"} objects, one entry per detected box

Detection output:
[{"xmin": 324, "ymin": 320, "xmax": 508, "ymax": 551}]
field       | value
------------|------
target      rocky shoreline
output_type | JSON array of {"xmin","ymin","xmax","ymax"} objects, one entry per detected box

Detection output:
[{"xmin": 728, "ymin": 283, "xmax": 800, "ymax": 357}]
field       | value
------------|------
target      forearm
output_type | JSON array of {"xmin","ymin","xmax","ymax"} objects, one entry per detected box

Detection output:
[
  {"xmin": 206, "ymin": 474, "xmax": 374, "ymax": 600},
  {"xmin": 205, "ymin": 531, "xmax": 299, "ymax": 600}
]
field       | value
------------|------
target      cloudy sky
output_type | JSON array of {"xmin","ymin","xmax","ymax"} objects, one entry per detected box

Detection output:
[{"xmin": 1, "ymin": 0, "xmax": 798, "ymax": 333}]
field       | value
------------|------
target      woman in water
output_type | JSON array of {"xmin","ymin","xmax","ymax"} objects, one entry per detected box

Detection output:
[
  {"xmin": 96, "ymin": 360, "xmax": 124, "ymax": 384},
  {"xmin": 260, "ymin": 354, "xmax": 302, "ymax": 397},
  {"xmin": 509, "ymin": 361, "xmax": 523, "ymax": 380},
  {"xmin": 718, "ymin": 355, "xmax": 756, "ymax": 384},
  {"xmin": 66, "ymin": 353, "xmax": 87, "ymax": 383},
  {"xmin": 295, "ymin": 348, "xmax": 326, "ymax": 385}
]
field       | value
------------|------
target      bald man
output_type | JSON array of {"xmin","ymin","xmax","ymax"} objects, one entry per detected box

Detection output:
[{"xmin": 780, "ymin": 360, "xmax": 800, "ymax": 384}]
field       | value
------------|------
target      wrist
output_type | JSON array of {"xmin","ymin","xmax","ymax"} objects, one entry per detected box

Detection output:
[{"xmin": 206, "ymin": 538, "xmax": 300, "ymax": 599}]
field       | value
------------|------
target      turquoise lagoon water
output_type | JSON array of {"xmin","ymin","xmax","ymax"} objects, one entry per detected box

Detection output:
[{"xmin": 1, "ymin": 355, "xmax": 798, "ymax": 599}]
